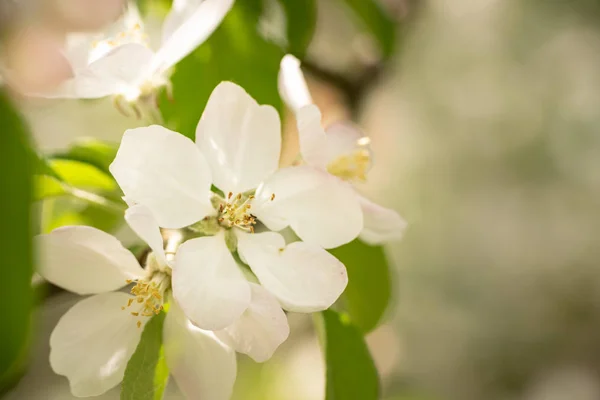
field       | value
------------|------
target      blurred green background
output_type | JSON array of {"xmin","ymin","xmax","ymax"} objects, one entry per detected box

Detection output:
[{"xmin": 4, "ymin": 0, "xmax": 600, "ymax": 399}]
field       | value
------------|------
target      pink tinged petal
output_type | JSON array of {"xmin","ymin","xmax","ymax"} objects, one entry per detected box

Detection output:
[
  {"xmin": 172, "ymin": 234, "xmax": 251, "ymax": 330},
  {"xmin": 110, "ymin": 125, "xmax": 214, "ymax": 229},
  {"xmin": 358, "ymin": 195, "xmax": 407, "ymax": 245},
  {"xmin": 297, "ymin": 105, "xmax": 371, "ymax": 170},
  {"xmin": 49, "ymin": 292, "xmax": 145, "ymax": 397},
  {"xmin": 324, "ymin": 122, "xmax": 369, "ymax": 161},
  {"xmin": 164, "ymin": 302, "xmax": 237, "ymax": 400},
  {"xmin": 216, "ymin": 283, "xmax": 290, "ymax": 363},
  {"xmin": 149, "ymin": 0, "xmax": 234, "ymax": 75},
  {"xmin": 2, "ymin": 26, "xmax": 74, "ymax": 95},
  {"xmin": 278, "ymin": 54, "xmax": 312, "ymax": 113},
  {"xmin": 253, "ymin": 166, "xmax": 363, "ymax": 249},
  {"xmin": 36, "ymin": 226, "xmax": 144, "ymax": 295},
  {"xmin": 125, "ymin": 205, "xmax": 167, "ymax": 266},
  {"xmin": 196, "ymin": 81, "xmax": 282, "ymax": 194},
  {"xmin": 237, "ymin": 231, "xmax": 348, "ymax": 313}
]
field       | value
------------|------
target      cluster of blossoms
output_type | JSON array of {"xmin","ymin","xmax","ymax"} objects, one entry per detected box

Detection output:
[{"xmin": 32, "ymin": 2, "xmax": 406, "ymax": 399}]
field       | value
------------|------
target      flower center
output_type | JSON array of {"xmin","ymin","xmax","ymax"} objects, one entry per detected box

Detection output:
[
  {"xmin": 326, "ymin": 137, "xmax": 372, "ymax": 182},
  {"xmin": 218, "ymin": 192, "xmax": 257, "ymax": 233},
  {"xmin": 89, "ymin": 22, "xmax": 148, "ymax": 63},
  {"xmin": 121, "ymin": 253, "xmax": 171, "ymax": 328}
]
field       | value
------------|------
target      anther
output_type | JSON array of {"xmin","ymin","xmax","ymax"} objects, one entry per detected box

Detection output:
[{"xmin": 270, "ymin": 193, "xmax": 276, "ymax": 201}]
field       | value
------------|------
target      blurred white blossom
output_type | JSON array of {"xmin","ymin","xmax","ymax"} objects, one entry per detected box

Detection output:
[{"xmin": 36, "ymin": 0, "xmax": 233, "ymax": 103}]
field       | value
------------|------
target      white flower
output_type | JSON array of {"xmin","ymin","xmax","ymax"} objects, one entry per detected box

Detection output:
[
  {"xmin": 38, "ymin": 0, "xmax": 233, "ymax": 102},
  {"xmin": 109, "ymin": 81, "xmax": 358, "ymax": 335},
  {"xmin": 127, "ymin": 203, "xmax": 291, "ymax": 362},
  {"xmin": 279, "ymin": 54, "xmax": 407, "ymax": 244},
  {"xmin": 36, "ymin": 225, "xmax": 238, "ymax": 398}
]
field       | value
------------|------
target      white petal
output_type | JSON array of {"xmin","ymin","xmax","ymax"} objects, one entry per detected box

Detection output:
[
  {"xmin": 36, "ymin": 226, "xmax": 144, "ymax": 295},
  {"xmin": 125, "ymin": 205, "xmax": 167, "ymax": 266},
  {"xmin": 161, "ymin": 0, "xmax": 207, "ymax": 42},
  {"xmin": 216, "ymin": 283, "xmax": 289, "ymax": 363},
  {"xmin": 149, "ymin": 0, "xmax": 234, "ymax": 75},
  {"xmin": 40, "ymin": 43, "xmax": 154, "ymax": 99},
  {"xmin": 164, "ymin": 301, "xmax": 237, "ymax": 400},
  {"xmin": 253, "ymin": 166, "xmax": 363, "ymax": 249},
  {"xmin": 196, "ymin": 81, "xmax": 281, "ymax": 194},
  {"xmin": 278, "ymin": 54, "xmax": 312, "ymax": 113},
  {"xmin": 110, "ymin": 125, "xmax": 214, "ymax": 229},
  {"xmin": 49, "ymin": 292, "xmax": 145, "ymax": 397},
  {"xmin": 172, "ymin": 234, "xmax": 251, "ymax": 330},
  {"xmin": 86, "ymin": 43, "xmax": 154, "ymax": 86},
  {"xmin": 296, "ymin": 104, "xmax": 330, "ymax": 169},
  {"xmin": 358, "ymin": 195, "xmax": 407, "ymax": 245},
  {"xmin": 237, "ymin": 231, "xmax": 348, "ymax": 313}
]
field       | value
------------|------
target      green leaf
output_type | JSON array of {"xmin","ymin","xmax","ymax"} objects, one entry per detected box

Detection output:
[
  {"xmin": 136, "ymin": 0, "xmax": 172, "ymax": 16},
  {"xmin": 320, "ymin": 310, "xmax": 380, "ymax": 400},
  {"xmin": 121, "ymin": 312, "xmax": 169, "ymax": 400},
  {"xmin": 0, "ymin": 91, "xmax": 34, "ymax": 392},
  {"xmin": 160, "ymin": 1, "xmax": 284, "ymax": 139},
  {"xmin": 48, "ymin": 159, "xmax": 117, "ymax": 192},
  {"xmin": 53, "ymin": 139, "xmax": 118, "ymax": 174},
  {"xmin": 36, "ymin": 158, "xmax": 124, "ymax": 234},
  {"xmin": 277, "ymin": 0, "xmax": 317, "ymax": 58},
  {"xmin": 32, "ymin": 156, "xmax": 59, "ymax": 180},
  {"xmin": 329, "ymin": 239, "xmax": 391, "ymax": 332},
  {"xmin": 339, "ymin": 0, "xmax": 396, "ymax": 58},
  {"xmin": 34, "ymin": 175, "xmax": 68, "ymax": 202}
]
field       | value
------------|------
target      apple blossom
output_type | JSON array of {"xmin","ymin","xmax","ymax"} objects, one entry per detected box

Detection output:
[
  {"xmin": 279, "ymin": 54, "xmax": 407, "ymax": 244},
  {"xmin": 36, "ymin": 218, "xmax": 290, "ymax": 398},
  {"xmin": 36, "ymin": 0, "xmax": 233, "ymax": 105},
  {"xmin": 109, "ymin": 81, "xmax": 357, "ymax": 333}
]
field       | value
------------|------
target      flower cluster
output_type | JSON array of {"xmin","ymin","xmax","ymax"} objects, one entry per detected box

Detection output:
[{"xmin": 33, "ymin": 5, "xmax": 406, "ymax": 399}]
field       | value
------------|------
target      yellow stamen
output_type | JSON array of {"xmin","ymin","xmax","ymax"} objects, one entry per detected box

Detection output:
[
  {"xmin": 217, "ymin": 192, "xmax": 260, "ymax": 233},
  {"xmin": 327, "ymin": 148, "xmax": 371, "ymax": 182},
  {"xmin": 121, "ymin": 273, "xmax": 169, "ymax": 325}
]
